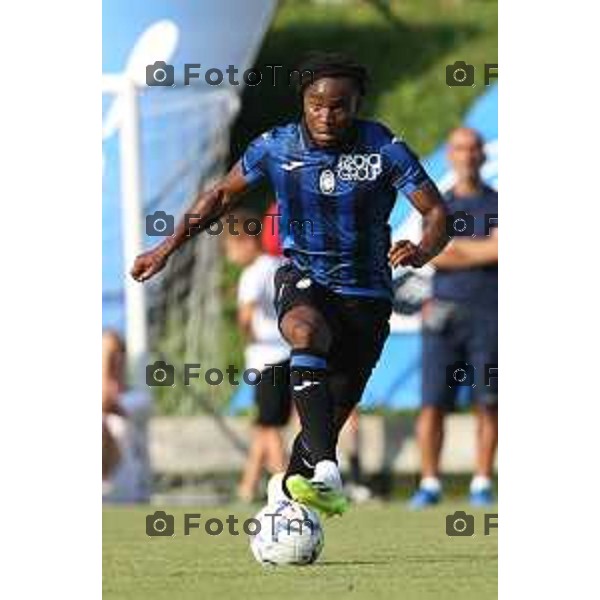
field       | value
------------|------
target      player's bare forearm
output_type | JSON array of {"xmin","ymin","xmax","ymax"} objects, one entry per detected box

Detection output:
[
  {"xmin": 410, "ymin": 181, "xmax": 450, "ymax": 266},
  {"xmin": 388, "ymin": 182, "xmax": 449, "ymax": 269},
  {"xmin": 158, "ymin": 161, "xmax": 248, "ymax": 258},
  {"xmin": 388, "ymin": 182, "xmax": 449, "ymax": 268},
  {"xmin": 131, "ymin": 162, "xmax": 249, "ymax": 282}
]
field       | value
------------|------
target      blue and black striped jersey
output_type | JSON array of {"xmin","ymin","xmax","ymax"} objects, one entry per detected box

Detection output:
[{"xmin": 241, "ymin": 119, "xmax": 431, "ymax": 299}]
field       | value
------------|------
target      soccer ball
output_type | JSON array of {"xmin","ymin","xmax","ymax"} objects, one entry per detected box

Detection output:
[
  {"xmin": 392, "ymin": 267, "xmax": 433, "ymax": 315},
  {"xmin": 249, "ymin": 499, "xmax": 324, "ymax": 566}
]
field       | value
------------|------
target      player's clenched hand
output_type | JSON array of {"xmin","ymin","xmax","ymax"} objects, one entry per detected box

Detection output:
[
  {"xmin": 388, "ymin": 240, "xmax": 427, "ymax": 268},
  {"xmin": 130, "ymin": 247, "xmax": 169, "ymax": 282}
]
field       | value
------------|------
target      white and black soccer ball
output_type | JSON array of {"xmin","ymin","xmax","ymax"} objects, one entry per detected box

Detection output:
[
  {"xmin": 392, "ymin": 266, "xmax": 433, "ymax": 316},
  {"xmin": 249, "ymin": 499, "xmax": 324, "ymax": 566}
]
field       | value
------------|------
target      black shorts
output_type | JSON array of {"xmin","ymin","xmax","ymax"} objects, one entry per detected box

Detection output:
[
  {"xmin": 255, "ymin": 360, "xmax": 292, "ymax": 427},
  {"xmin": 274, "ymin": 263, "xmax": 391, "ymax": 421}
]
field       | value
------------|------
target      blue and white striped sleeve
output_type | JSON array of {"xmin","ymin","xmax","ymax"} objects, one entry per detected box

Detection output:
[
  {"xmin": 383, "ymin": 139, "xmax": 431, "ymax": 195},
  {"xmin": 241, "ymin": 131, "xmax": 272, "ymax": 186}
]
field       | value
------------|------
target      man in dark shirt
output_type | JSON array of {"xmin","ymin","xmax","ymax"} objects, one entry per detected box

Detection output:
[{"xmin": 410, "ymin": 127, "xmax": 498, "ymax": 508}]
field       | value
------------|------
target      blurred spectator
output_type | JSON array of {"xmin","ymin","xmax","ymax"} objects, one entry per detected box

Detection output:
[
  {"xmin": 341, "ymin": 408, "xmax": 373, "ymax": 503},
  {"xmin": 102, "ymin": 420, "xmax": 120, "ymax": 481},
  {"xmin": 102, "ymin": 330, "xmax": 152, "ymax": 503},
  {"xmin": 224, "ymin": 209, "xmax": 291, "ymax": 502},
  {"xmin": 410, "ymin": 127, "xmax": 498, "ymax": 509}
]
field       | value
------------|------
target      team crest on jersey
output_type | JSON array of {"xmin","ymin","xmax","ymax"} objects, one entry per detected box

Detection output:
[
  {"xmin": 336, "ymin": 153, "xmax": 382, "ymax": 182},
  {"xmin": 319, "ymin": 169, "xmax": 336, "ymax": 194}
]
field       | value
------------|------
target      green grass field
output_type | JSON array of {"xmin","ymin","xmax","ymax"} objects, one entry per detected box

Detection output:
[{"xmin": 103, "ymin": 502, "xmax": 497, "ymax": 600}]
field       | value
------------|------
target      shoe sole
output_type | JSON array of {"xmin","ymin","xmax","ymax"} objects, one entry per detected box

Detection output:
[{"xmin": 286, "ymin": 475, "xmax": 348, "ymax": 517}]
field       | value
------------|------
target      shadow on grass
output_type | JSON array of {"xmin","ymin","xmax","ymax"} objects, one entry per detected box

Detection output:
[
  {"xmin": 404, "ymin": 553, "xmax": 498, "ymax": 563},
  {"xmin": 318, "ymin": 559, "xmax": 391, "ymax": 566}
]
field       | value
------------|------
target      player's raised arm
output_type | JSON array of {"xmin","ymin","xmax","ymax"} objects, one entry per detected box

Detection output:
[{"xmin": 130, "ymin": 161, "xmax": 249, "ymax": 282}]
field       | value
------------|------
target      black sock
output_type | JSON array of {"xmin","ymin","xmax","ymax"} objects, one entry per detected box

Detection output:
[
  {"xmin": 289, "ymin": 349, "xmax": 336, "ymax": 464},
  {"xmin": 283, "ymin": 433, "xmax": 315, "ymax": 498}
]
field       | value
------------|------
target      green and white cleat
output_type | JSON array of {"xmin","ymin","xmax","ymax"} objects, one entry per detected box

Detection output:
[{"xmin": 286, "ymin": 474, "xmax": 349, "ymax": 517}]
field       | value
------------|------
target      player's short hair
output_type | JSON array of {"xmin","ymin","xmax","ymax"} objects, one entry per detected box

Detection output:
[{"xmin": 295, "ymin": 51, "xmax": 369, "ymax": 98}]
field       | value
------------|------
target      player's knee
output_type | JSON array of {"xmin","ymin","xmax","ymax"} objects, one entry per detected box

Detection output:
[
  {"xmin": 283, "ymin": 317, "xmax": 331, "ymax": 352},
  {"xmin": 294, "ymin": 323, "xmax": 327, "ymax": 351}
]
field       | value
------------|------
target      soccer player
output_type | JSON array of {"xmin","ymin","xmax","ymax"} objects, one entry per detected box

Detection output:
[
  {"xmin": 409, "ymin": 127, "xmax": 498, "ymax": 509},
  {"xmin": 131, "ymin": 52, "xmax": 449, "ymax": 516}
]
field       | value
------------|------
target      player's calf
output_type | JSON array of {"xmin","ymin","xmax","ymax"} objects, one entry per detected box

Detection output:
[{"xmin": 289, "ymin": 349, "xmax": 337, "ymax": 462}]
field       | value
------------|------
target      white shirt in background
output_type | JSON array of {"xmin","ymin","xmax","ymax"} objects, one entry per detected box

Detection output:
[{"xmin": 237, "ymin": 254, "xmax": 290, "ymax": 372}]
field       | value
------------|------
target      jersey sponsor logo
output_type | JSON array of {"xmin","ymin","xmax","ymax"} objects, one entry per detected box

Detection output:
[
  {"xmin": 319, "ymin": 169, "xmax": 336, "ymax": 194},
  {"xmin": 281, "ymin": 160, "xmax": 306, "ymax": 171},
  {"xmin": 336, "ymin": 153, "xmax": 382, "ymax": 182}
]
